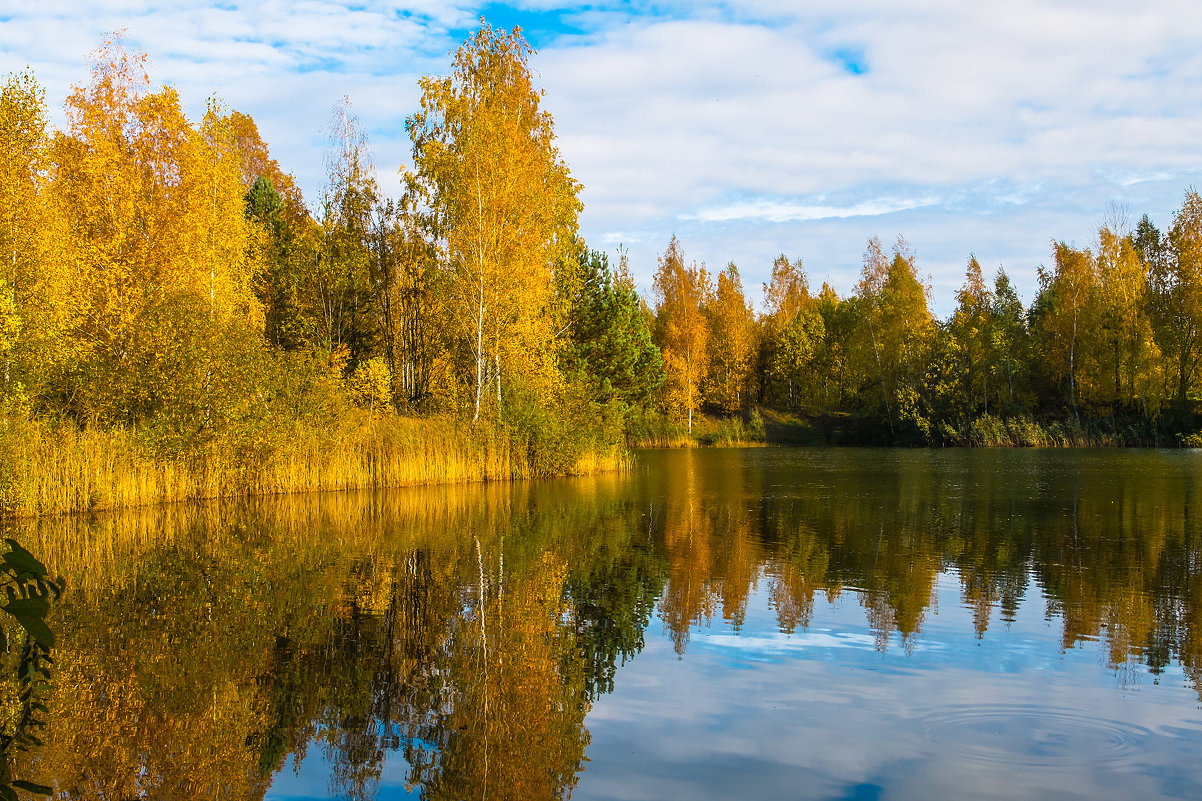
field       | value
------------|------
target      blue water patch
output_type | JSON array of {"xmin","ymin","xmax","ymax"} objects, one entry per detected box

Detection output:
[
  {"xmin": 835, "ymin": 782, "xmax": 884, "ymax": 801},
  {"xmin": 267, "ymin": 731, "xmax": 423, "ymax": 800}
]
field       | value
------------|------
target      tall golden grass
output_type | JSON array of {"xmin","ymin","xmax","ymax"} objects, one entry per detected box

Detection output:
[
  {"xmin": 951, "ymin": 413, "xmax": 1143, "ymax": 447},
  {"xmin": 0, "ymin": 410, "xmax": 628, "ymax": 519},
  {"xmin": 626, "ymin": 410, "xmax": 768, "ymax": 448}
]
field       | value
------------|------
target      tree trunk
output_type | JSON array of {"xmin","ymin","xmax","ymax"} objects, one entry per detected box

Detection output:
[{"xmin": 473, "ymin": 272, "xmax": 485, "ymax": 423}]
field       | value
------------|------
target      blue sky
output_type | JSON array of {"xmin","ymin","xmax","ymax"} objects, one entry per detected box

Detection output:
[{"xmin": 3, "ymin": 1, "xmax": 1201, "ymax": 314}]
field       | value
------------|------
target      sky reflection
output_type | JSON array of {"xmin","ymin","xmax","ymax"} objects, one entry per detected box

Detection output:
[{"xmin": 577, "ymin": 571, "xmax": 1202, "ymax": 801}]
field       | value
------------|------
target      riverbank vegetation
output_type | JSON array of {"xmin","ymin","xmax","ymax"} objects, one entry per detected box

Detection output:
[
  {"xmin": 4, "ymin": 23, "xmax": 1202, "ymax": 518},
  {"xmin": 0, "ymin": 29, "xmax": 632, "ymax": 517}
]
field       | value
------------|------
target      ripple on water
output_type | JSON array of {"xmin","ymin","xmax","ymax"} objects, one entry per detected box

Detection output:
[{"xmin": 920, "ymin": 704, "xmax": 1152, "ymax": 768}]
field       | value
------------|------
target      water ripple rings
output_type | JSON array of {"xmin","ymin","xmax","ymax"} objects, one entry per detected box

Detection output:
[{"xmin": 920, "ymin": 704, "xmax": 1152, "ymax": 767}]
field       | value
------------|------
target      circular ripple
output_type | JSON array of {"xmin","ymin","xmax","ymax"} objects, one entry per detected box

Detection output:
[{"xmin": 921, "ymin": 704, "xmax": 1151, "ymax": 768}]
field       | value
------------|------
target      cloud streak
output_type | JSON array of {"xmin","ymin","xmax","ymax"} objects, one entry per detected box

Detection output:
[{"xmin": 682, "ymin": 197, "xmax": 940, "ymax": 224}]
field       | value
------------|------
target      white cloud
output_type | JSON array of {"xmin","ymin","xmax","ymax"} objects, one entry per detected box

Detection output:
[
  {"xmin": 2, "ymin": 1, "xmax": 1201, "ymax": 314},
  {"xmin": 532, "ymin": 1, "xmax": 1202, "ymax": 310},
  {"xmin": 682, "ymin": 197, "xmax": 940, "ymax": 224},
  {"xmin": 699, "ymin": 629, "xmax": 883, "ymax": 653}
]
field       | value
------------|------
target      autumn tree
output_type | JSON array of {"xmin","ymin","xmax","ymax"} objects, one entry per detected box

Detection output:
[
  {"xmin": 759, "ymin": 255, "xmax": 824, "ymax": 410},
  {"xmin": 49, "ymin": 38, "xmax": 264, "ymax": 437},
  {"xmin": 234, "ymin": 110, "xmax": 320, "ymax": 354},
  {"xmin": 405, "ymin": 22, "xmax": 582, "ymax": 422},
  {"xmin": 853, "ymin": 236, "xmax": 893, "ymax": 427},
  {"xmin": 811, "ymin": 283, "xmax": 858, "ymax": 415},
  {"xmin": 0, "ymin": 70, "xmax": 76, "ymax": 402},
  {"xmin": 1149, "ymin": 194, "xmax": 1202, "ymax": 411},
  {"xmin": 883, "ymin": 246, "xmax": 936, "ymax": 435},
  {"xmin": 652, "ymin": 237, "xmax": 711, "ymax": 433},
  {"xmin": 704, "ymin": 262, "xmax": 756, "ymax": 413},
  {"xmin": 1030, "ymin": 242, "xmax": 1099, "ymax": 417},
  {"xmin": 853, "ymin": 236, "xmax": 935, "ymax": 437},
  {"xmin": 317, "ymin": 97, "xmax": 380, "ymax": 370},
  {"xmin": 1096, "ymin": 223, "xmax": 1160, "ymax": 413},
  {"xmin": 225, "ymin": 109, "xmax": 306, "ymax": 213},
  {"xmin": 948, "ymin": 256, "xmax": 996, "ymax": 415}
]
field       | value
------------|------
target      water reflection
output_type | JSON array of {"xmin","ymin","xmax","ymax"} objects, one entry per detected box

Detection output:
[{"xmin": 6, "ymin": 449, "xmax": 1202, "ymax": 799}]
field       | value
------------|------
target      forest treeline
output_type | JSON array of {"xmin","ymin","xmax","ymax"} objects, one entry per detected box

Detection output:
[
  {"xmin": 648, "ymin": 204, "xmax": 1202, "ymax": 447},
  {"xmin": 3, "ymin": 25, "xmax": 1202, "ymax": 514}
]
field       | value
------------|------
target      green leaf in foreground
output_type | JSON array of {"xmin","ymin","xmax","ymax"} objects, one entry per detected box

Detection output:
[
  {"xmin": 1, "ymin": 541, "xmax": 45, "ymax": 578},
  {"xmin": 9, "ymin": 781, "xmax": 52, "ymax": 795}
]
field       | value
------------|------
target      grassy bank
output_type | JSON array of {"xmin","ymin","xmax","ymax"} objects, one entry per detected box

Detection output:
[
  {"xmin": 626, "ymin": 409, "xmax": 769, "ymax": 448},
  {"xmin": 0, "ymin": 409, "xmax": 628, "ymax": 519},
  {"xmin": 932, "ymin": 413, "xmax": 1160, "ymax": 447},
  {"xmin": 627, "ymin": 405, "xmax": 1194, "ymax": 449}
]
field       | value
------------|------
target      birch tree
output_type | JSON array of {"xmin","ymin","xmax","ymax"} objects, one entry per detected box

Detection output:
[
  {"xmin": 854, "ymin": 236, "xmax": 934, "ymax": 435},
  {"xmin": 759, "ymin": 255, "xmax": 814, "ymax": 408},
  {"xmin": 1153, "ymin": 193, "xmax": 1202, "ymax": 411},
  {"xmin": 653, "ymin": 237, "xmax": 711, "ymax": 433},
  {"xmin": 1031, "ymin": 243, "xmax": 1098, "ymax": 418},
  {"xmin": 404, "ymin": 22, "xmax": 581, "ymax": 421},
  {"xmin": 318, "ymin": 97, "xmax": 379, "ymax": 369},
  {"xmin": 949, "ymin": 256, "xmax": 995, "ymax": 414},
  {"xmin": 0, "ymin": 70, "xmax": 75, "ymax": 401},
  {"xmin": 50, "ymin": 37, "xmax": 261, "ymax": 434},
  {"xmin": 704, "ymin": 263, "xmax": 755, "ymax": 413},
  {"xmin": 1096, "ymin": 224, "xmax": 1159, "ymax": 412}
]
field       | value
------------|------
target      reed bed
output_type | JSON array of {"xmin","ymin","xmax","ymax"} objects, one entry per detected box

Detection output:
[
  {"xmin": 626, "ymin": 410, "xmax": 767, "ymax": 448},
  {"xmin": 628, "ymin": 433, "xmax": 696, "ymax": 448},
  {"xmin": 944, "ymin": 413, "xmax": 1160, "ymax": 448},
  {"xmin": 0, "ymin": 410, "xmax": 628, "ymax": 520}
]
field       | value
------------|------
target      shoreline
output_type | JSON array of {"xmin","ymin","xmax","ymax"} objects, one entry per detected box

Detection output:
[{"xmin": 0, "ymin": 411, "xmax": 629, "ymax": 521}]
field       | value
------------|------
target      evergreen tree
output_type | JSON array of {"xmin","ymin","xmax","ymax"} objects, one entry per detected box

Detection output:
[{"xmin": 567, "ymin": 247, "xmax": 664, "ymax": 410}]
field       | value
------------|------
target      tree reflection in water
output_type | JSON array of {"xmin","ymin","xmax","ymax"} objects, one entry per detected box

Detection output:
[{"xmin": 6, "ymin": 448, "xmax": 1202, "ymax": 798}]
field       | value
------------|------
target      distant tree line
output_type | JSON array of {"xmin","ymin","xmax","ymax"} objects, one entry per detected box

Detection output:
[{"xmin": 641, "ymin": 198, "xmax": 1202, "ymax": 444}]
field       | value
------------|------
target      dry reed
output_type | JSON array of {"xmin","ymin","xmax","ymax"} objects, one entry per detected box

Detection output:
[{"xmin": 0, "ymin": 410, "xmax": 628, "ymax": 520}]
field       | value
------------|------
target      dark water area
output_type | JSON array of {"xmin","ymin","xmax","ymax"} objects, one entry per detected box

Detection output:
[{"xmin": 11, "ymin": 448, "xmax": 1202, "ymax": 800}]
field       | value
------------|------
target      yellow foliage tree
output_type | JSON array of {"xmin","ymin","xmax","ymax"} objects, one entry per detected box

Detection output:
[
  {"xmin": 653, "ymin": 237, "xmax": 711, "ymax": 433},
  {"xmin": 0, "ymin": 71, "xmax": 78, "ymax": 402},
  {"xmin": 1096, "ymin": 224, "xmax": 1161, "ymax": 412},
  {"xmin": 1033, "ymin": 242, "xmax": 1099, "ymax": 417},
  {"xmin": 405, "ymin": 22, "xmax": 582, "ymax": 422},
  {"xmin": 950, "ymin": 255, "xmax": 995, "ymax": 414},
  {"xmin": 49, "ymin": 37, "xmax": 263, "ymax": 438},
  {"xmin": 761, "ymin": 255, "xmax": 824, "ymax": 410},
  {"xmin": 854, "ymin": 236, "xmax": 935, "ymax": 436},
  {"xmin": 1155, "ymin": 192, "xmax": 1202, "ymax": 409},
  {"xmin": 705, "ymin": 262, "xmax": 756, "ymax": 413}
]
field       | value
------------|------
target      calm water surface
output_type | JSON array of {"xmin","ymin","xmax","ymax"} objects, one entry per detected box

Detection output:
[{"xmin": 12, "ymin": 448, "xmax": 1202, "ymax": 800}]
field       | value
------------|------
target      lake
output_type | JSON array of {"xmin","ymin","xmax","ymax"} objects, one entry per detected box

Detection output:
[{"xmin": 11, "ymin": 447, "xmax": 1202, "ymax": 800}]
